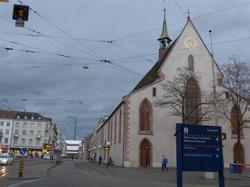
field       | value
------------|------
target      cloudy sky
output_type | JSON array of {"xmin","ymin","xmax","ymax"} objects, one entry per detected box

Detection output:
[{"xmin": 0, "ymin": 0, "xmax": 249, "ymax": 139}]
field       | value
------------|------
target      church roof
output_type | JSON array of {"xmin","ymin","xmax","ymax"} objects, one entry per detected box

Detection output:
[
  {"xmin": 131, "ymin": 18, "xmax": 223, "ymax": 93},
  {"xmin": 131, "ymin": 38, "xmax": 177, "ymax": 92}
]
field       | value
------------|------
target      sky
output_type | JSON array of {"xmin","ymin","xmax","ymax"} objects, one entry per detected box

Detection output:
[{"xmin": 0, "ymin": 0, "xmax": 249, "ymax": 139}]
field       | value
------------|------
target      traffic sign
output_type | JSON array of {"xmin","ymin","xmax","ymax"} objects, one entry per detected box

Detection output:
[
  {"xmin": 19, "ymin": 148, "xmax": 27, "ymax": 156},
  {"xmin": 12, "ymin": 4, "xmax": 29, "ymax": 21},
  {"xmin": 176, "ymin": 124, "xmax": 224, "ymax": 187}
]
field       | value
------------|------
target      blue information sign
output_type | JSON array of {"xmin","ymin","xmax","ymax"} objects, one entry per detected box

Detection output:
[
  {"xmin": 20, "ymin": 148, "xmax": 27, "ymax": 156},
  {"xmin": 176, "ymin": 124, "xmax": 224, "ymax": 187}
]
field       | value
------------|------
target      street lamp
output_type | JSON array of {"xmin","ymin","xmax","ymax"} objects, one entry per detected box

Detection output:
[{"xmin": 104, "ymin": 141, "xmax": 111, "ymax": 159}]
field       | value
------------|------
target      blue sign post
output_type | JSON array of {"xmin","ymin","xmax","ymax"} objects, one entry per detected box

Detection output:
[{"xmin": 176, "ymin": 124, "xmax": 224, "ymax": 187}]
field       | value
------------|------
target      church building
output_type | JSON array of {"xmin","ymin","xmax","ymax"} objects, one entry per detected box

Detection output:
[{"xmin": 88, "ymin": 10, "xmax": 250, "ymax": 168}]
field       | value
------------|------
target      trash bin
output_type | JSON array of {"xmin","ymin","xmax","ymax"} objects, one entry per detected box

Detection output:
[
  {"xmin": 230, "ymin": 163, "xmax": 237, "ymax": 174},
  {"xmin": 238, "ymin": 164, "xmax": 244, "ymax": 174}
]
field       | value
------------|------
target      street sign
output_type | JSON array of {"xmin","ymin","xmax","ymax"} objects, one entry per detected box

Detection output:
[
  {"xmin": 19, "ymin": 148, "xmax": 27, "ymax": 156},
  {"xmin": 12, "ymin": 4, "xmax": 29, "ymax": 21},
  {"xmin": 176, "ymin": 124, "xmax": 224, "ymax": 187},
  {"xmin": 15, "ymin": 18, "xmax": 25, "ymax": 27}
]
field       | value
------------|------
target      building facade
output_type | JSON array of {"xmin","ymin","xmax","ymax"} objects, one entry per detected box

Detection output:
[
  {"xmin": 87, "ymin": 14, "xmax": 250, "ymax": 168},
  {"xmin": 10, "ymin": 111, "xmax": 54, "ymax": 154},
  {"xmin": 0, "ymin": 111, "xmax": 16, "ymax": 153}
]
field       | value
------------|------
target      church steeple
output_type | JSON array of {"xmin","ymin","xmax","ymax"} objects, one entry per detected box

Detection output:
[{"xmin": 158, "ymin": 9, "xmax": 171, "ymax": 60}]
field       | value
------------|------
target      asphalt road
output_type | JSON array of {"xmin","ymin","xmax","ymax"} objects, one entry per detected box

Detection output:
[{"xmin": 2, "ymin": 160, "xmax": 250, "ymax": 187}]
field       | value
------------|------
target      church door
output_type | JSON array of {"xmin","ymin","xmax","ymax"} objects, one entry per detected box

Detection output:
[
  {"xmin": 140, "ymin": 139, "xmax": 151, "ymax": 167},
  {"xmin": 233, "ymin": 142, "xmax": 245, "ymax": 165}
]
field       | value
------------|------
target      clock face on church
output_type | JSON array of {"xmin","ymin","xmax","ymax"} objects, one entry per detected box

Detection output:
[{"xmin": 184, "ymin": 37, "xmax": 197, "ymax": 49}]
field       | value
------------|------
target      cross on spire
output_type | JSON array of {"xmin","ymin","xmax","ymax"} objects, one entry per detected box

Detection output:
[{"xmin": 186, "ymin": 9, "xmax": 191, "ymax": 19}]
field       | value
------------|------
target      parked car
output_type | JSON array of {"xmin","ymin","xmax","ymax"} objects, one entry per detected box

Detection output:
[{"xmin": 0, "ymin": 154, "xmax": 13, "ymax": 165}]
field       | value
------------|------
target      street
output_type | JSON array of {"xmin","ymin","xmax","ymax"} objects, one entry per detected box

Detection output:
[{"xmin": 1, "ymin": 159, "xmax": 250, "ymax": 187}]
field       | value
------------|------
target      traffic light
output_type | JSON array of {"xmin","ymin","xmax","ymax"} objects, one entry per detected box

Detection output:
[
  {"xmin": 221, "ymin": 133, "xmax": 226, "ymax": 140},
  {"xmin": 12, "ymin": 4, "xmax": 29, "ymax": 21}
]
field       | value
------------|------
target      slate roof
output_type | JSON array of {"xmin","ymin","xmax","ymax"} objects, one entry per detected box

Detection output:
[{"xmin": 131, "ymin": 38, "xmax": 177, "ymax": 92}]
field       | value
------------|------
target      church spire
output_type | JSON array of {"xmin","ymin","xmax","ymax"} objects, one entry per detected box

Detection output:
[
  {"xmin": 158, "ymin": 8, "xmax": 171, "ymax": 60},
  {"xmin": 158, "ymin": 9, "xmax": 171, "ymax": 49}
]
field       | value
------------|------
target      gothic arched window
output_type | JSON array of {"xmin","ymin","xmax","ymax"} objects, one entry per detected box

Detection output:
[
  {"xmin": 185, "ymin": 77, "xmax": 201, "ymax": 124},
  {"xmin": 231, "ymin": 105, "xmax": 243, "ymax": 136},
  {"xmin": 188, "ymin": 55, "xmax": 194, "ymax": 71},
  {"xmin": 139, "ymin": 98, "xmax": 153, "ymax": 133}
]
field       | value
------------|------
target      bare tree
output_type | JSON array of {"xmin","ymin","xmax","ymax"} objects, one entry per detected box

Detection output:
[
  {"xmin": 155, "ymin": 67, "xmax": 214, "ymax": 124},
  {"xmin": 220, "ymin": 58, "xmax": 250, "ymax": 163}
]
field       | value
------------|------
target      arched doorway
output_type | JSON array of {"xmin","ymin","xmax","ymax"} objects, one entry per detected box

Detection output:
[
  {"xmin": 139, "ymin": 139, "xmax": 152, "ymax": 167},
  {"xmin": 233, "ymin": 142, "xmax": 245, "ymax": 165}
]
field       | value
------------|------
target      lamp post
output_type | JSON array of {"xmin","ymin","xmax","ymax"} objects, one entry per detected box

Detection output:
[{"xmin": 104, "ymin": 141, "xmax": 111, "ymax": 160}]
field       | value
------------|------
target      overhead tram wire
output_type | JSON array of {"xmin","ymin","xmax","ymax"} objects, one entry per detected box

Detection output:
[
  {"xmin": 173, "ymin": 0, "xmax": 186, "ymax": 18},
  {"xmin": 0, "ymin": 38, "xmax": 97, "ymax": 62},
  {"xmin": 110, "ymin": 42, "xmax": 154, "ymax": 63},
  {"xmin": 16, "ymin": 0, "xmax": 144, "ymax": 76},
  {"xmin": 109, "ymin": 0, "xmax": 250, "ymax": 42},
  {"xmin": 17, "ymin": 0, "xmax": 102, "ymax": 60}
]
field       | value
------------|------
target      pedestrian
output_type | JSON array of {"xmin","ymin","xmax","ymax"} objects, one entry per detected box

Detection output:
[
  {"xmin": 99, "ymin": 155, "xmax": 102, "ymax": 166},
  {"xmin": 161, "ymin": 155, "xmax": 168, "ymax": 172},
  {"xmin": 71, "ymin": 155, "xmax": 74, "ymax": 161},
  {"xmin": 107, "ymin": 156, "xmax": 112, "ymax": 168}
]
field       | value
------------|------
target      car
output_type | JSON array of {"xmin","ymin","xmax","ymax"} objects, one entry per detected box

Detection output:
[
  {"xmin": 43, "ymin": 153, "xmax": 50, "ymax": 159},
  {"xmin": 0, "ymin": 154, "xmax": 13, "ymax": 165}
]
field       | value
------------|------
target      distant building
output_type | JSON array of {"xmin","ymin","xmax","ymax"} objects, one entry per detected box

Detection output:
[
  {"xmin": 65, "ymin": 117, "xmax": 77, "ymax": 140},
  {"xmin": 65, "ymin": 140, "xmax": 81, "ymax": 158},
  {"xmin": 0, "ymin": 110, "xmax": 16, "ymax": 153}
]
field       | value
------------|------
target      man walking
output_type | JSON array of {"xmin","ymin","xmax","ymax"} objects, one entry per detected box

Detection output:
[
  {"xmin": 161, "ymin": 155, "xmax": 168, "ymax": 172},
  {"xmin": 99, "ymin": 155, "xmax": 102, "ymax": 166}
]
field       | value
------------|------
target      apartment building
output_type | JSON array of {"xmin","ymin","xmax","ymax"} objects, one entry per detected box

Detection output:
[{"xmin": 0, "ymin": 110, "xmax": 16, "ymax": 153}]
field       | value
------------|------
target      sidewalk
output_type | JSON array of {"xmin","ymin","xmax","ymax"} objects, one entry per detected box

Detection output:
[
  {"xmin": 9, "ymin": 160, "xmax": 58, "ymax": 180},
  {"xmin": 84, "ymin": 161, "xmax": 250, "ymax": 186}
]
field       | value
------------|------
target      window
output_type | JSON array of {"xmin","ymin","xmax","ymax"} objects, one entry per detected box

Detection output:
[
  {"xmin": 4, "ymin": 138, "xmax": 8, "ymax": 144},
  {"xmin": 139, "ymin": 98, "xmax": 153, "ymax": 133},
  {"xmin": 29, "ymin": 139, "xmax": 33, "ymax": 145},
  {"xmin": 231, "ymin": 105, "xmax": 243, "ymax": 137},
  {"xmin": 119, "ymin": 109, "xmax": 122, "ymax": 143},
  {"xmin": 152, "ymin": 88, "xmax": 157, "ymax": 97},
  {"xmin": 5, "ymin": 129, "xmax": 9, "ymax": 135},
  {"xmin": 30, "ymin": 130, "xmax": 33, "ymax": 136},
  {"xmin": 184, "ymin": 77, "xmax": 201, "ymax": 124},
  {"xmin": 0, "ymin": 121, "xmax": 3, "ymax": 126},
  {"xmin": 24, "ymin": 116, "xmax": 27, "ymax": 119},
  {"xmin": 23, "ymin": 122, "xmax": 27, "ymax": 128},
  {"xmin": 17, "ymin": 115, "xmax": 20, "ymax": 119},
  {"xmin": 38, "ymin": 130, "xmax": 41, "ymax": 135},
  {"xmin": 31, "ymin": 116, "xmax": 34, "ymax": 120},
  {"xmin": 30, "ymin": 123, "xmax": 34, "ymax": 128},
  {"xmin": 188, "ymin": 55, "xmax": 194, "ymax": 71},
  {"xmin": 14, "ymin": 138, "xmax": 17, "ymax": 144},
  {"xmin": 23, "ymin": 130, "xmax": 26, "ymax": 135},
  {"xmin": 21, "ymin": 138, "xmax": 25, "ymax": 145},
  {"xmin": 15, "ymin": 122, "xmax": 20, "ymax": 128},
  {"xmin": 38, "ymin": 123, "xmax": 42, "ymax": 129},
  {"xmin": 15, "ymin": 129, "xmax": 19, "ymax": 134},
  {"xmin": 36, "ymin": 139, "xmax": 40, "ymax": 145},
  {"xmin": 6, "ymin": 122, "xmax": 10, "ymax": 127}
]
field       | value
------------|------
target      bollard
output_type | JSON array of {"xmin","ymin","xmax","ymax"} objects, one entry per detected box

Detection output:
[{"xmin": 19, "ymin": 159, "xmax": 24, "ymax": 177}]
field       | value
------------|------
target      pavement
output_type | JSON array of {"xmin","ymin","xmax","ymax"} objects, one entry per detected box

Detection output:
[
  {"xmin": 1, "ymin": 159, "xmax": 250, "ymax": 187},
  {"xmin": 83, "ymin": 161, "xmax": 250, "ymax": 187},
  {"xmin": 9, "ymin": 159, "xmax": 57, "ymax": 180}
]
